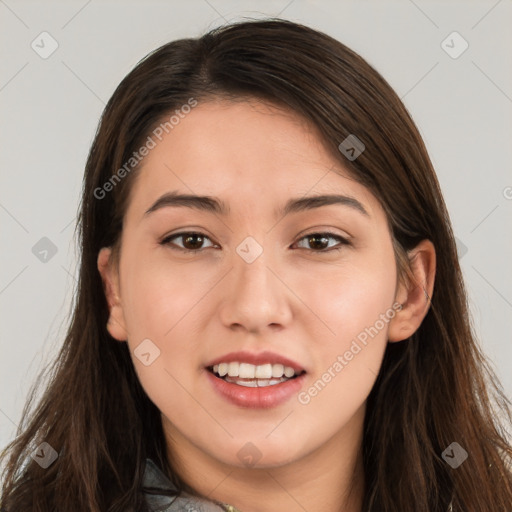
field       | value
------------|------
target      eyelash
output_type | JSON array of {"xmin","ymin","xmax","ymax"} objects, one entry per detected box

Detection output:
[{"xmin": 160, "ymin": 231, "xmax": 351, "ymax": 254}]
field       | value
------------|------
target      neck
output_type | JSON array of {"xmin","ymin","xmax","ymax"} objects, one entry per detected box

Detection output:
[{"xmin": 163, "ymin": 405, "xmax": 366, "ymax": 512}]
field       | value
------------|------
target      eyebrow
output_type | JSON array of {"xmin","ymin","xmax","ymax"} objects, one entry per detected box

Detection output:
[{"xmin": 144, "ymin": 191, "xmax": 369, "ymax": 218}]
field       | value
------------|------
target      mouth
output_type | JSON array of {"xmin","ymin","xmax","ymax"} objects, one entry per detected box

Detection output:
[
  {"xmin": 205, "ymin": 362, "xmax": 308, "ymax": 409},
  {"xmin": 207, "ymin": 362, "xmax": 306, "ymax": 388}
]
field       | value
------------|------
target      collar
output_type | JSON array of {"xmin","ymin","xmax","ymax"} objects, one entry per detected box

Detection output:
[{"xmin": 142, "ymin": 458, "xmax": 241, "ymax": 512}]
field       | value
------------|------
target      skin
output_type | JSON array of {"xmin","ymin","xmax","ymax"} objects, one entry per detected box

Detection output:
[{"xmin": 98, "ymin": 98, "xmax": 435, "ymax": 512}]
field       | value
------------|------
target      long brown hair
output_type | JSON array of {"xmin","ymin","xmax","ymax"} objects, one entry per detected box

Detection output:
[{"xmin": 1, "ymin": 18, "xmax": 511, "ymax": 512}]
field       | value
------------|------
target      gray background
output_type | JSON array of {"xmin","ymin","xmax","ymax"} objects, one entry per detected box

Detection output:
[{"xmin": 1, "ymin": 0, "xmax": 511, "ymax": 451}]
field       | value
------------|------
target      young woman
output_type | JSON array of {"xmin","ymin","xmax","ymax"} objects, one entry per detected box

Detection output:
[{"xmin": 1, "ymin": 18, "xmax": 511, "ymax": 512}]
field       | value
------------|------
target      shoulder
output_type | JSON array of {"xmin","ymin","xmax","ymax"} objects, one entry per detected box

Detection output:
[{"xmin": 142, "ymin": 458, "xmax": 232, "ymax": 512}]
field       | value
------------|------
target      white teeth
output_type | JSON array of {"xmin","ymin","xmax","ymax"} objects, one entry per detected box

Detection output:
[
  {"xmin": 255, "ymin": 363, "xmax": 272, "ymax": 379},
  {"xmin": 272, "ymin": 364, "xmax": 284, "ymax": 378},
  {"xmin": 224, "ymin": 376, "xmax": 289, "ymax": 387},
  {"xmin": 284, "ymin": 366, "xmax": 295, "ymax": 378},
  {"xmin": 239, "ymin": 363, "xmax": 255, "ymax": 379},
  {"xmin": 211, "ymin": 362, "xmax": 300, "ymax": 379},
  {"xmin": 227, "ymin": 362, "xmax": 239, "ymax": 377}
]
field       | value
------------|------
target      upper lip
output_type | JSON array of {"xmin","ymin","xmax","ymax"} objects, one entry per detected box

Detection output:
[{"xmin": 205, "ymin": 350, "xmax": 306, "ymax": 374}]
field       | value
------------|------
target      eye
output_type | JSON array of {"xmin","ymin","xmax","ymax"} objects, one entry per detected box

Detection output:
[
  {"xmin": 160, "ymin": 230, "xmax": 351, "ymax": 254},
  {"xmin": 293, "ymin": 232, "xmax": 351, "ymax": 252},
  {"xmin": 160, "ymin": 232, "xmax": 216, "ymax": 253}
]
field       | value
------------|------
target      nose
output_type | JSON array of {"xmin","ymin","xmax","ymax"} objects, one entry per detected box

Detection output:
[{"xmin": 218, "ymin": 246, "xmax": 293, "ymax": 334}]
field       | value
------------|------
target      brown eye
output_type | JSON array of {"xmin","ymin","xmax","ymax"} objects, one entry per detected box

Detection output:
[
  {"xmin": 160, "ymin": 231, "xmax": 350, "ymax": 254},
  {"xmin": 294, "ymin": 232, "xmax": 350, "ymax": 252},
  {"xmin": 160, "ymin": 232, "xmax": 215, "ymax": 253}
]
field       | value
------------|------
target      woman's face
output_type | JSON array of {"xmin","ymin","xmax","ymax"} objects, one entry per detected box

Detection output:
[{"xmin": 99, "ymin": 98, "xmax": 403, "ymax": 470}]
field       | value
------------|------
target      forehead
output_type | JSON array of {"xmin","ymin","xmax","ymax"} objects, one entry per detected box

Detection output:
[{"xmin": 125, "ymin": 98, "xmax": 380, "ymax": 220}]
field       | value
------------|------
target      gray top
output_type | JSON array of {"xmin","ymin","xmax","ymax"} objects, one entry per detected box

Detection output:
[{"xmin": 142, "ymin": 458, "xmax": 241, "ymax": 512}]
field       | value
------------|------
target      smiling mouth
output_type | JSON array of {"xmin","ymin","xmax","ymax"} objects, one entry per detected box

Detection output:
[{"xmin": 207, "ymin": 364, "xmax": 306, "ymax": 388}]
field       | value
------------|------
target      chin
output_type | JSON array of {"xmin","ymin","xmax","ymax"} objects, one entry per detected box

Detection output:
[{"xmin": 216, "ymin": 437, "xmax": 305, "ymax": 470}]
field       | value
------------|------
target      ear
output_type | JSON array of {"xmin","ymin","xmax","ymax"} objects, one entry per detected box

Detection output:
[
  {"xmin": 97, "ymin": 247, "xmax": 128, "ymax": 342},
  {"xmin": 387, "ymin": 239, "xmax": 436, "ymax": 343}
]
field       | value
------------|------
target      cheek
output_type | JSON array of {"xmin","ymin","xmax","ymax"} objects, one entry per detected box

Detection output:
[
  {"xmin": 118, "ymin": 250, "xmax": 218, "ymax": 401},
  {"xmin": 120, "ymin": 249, "xmax": 210, "ymax": 340},
  {"xmin": 298, "ymin": 254, "xmax": 396, "ymax": 401},
  {"xmin": 304, "ymin": 256, "xmax": 396, "ymax": 345}
]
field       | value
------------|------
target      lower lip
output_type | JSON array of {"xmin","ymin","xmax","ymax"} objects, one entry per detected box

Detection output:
[{"xmin": 205, "ymin": 370, "xmax": 307, "ymax": 409}]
